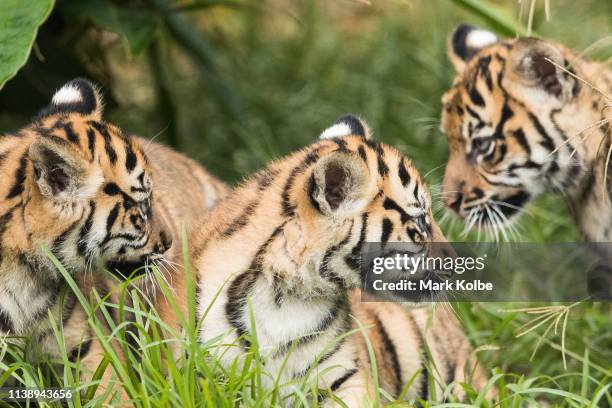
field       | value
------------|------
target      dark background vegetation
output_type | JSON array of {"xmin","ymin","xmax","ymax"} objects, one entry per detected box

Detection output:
[
  {"xmin": 0, "ymin": 1, "xmax": 611, "ymax": 404},
  {"xmin": 2, "ymin": 0, "xmax": 611, "ymax": 242}
]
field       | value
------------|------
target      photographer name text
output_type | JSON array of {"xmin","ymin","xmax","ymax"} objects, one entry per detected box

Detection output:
[{"xmin": 372, "ymin": 278, "xmax": 493, "ymax": 292}]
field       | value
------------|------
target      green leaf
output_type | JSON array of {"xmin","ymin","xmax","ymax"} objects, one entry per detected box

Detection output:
[
  {"xmin": 61, "ymin": 0, "xmax": 159, "ymax": 55},
  {"xmin": 0, "ymin": 0, "xmax": 55, "ymax": 89},
  {"xmin": 451, "ymin": 0, "xmax": 530, "ymax": 37}
]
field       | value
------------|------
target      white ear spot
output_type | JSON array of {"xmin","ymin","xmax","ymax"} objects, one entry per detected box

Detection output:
[
  {"xmin": 320, "ymin": 123, "xmax": 352, "ymax": 140},
  {"xmin": 52, "ymin": 84, "xmax": 83, "ymax": 105},
  {"xmin": 466, "ymin": 29, "xmax": 497, "ymax": 49}
]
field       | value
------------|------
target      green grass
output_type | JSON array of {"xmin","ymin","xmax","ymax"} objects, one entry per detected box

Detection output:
[
  {"xmin": 0, "ymin": 1, "xmax": 610, "ymax": 406},
  {"xmin": 0, "ymin": 243, "xmax": 610, "ymax": 407}
]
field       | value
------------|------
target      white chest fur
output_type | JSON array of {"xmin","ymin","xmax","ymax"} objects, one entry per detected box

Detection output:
[{"xmin": 198, "ymin": 272, "xmax": 352, "ymax": 383}]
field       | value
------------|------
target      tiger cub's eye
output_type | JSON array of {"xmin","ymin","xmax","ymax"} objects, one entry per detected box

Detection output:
[{"xmin": 472, "ymin": 137, "xmax": 495, "ymax": 156}]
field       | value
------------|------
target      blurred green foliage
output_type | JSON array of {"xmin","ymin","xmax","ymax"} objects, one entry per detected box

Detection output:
[
  {"xmin": 0, "ymin": 0, "xmax": 610, "ymax": 239},
  {"xmin": 2, "ymin": 0, "xmax": 609, "ymax": 242}
]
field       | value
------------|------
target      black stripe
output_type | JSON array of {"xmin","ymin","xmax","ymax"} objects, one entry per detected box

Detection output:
[
  {"xmin": 383, "ymin": 198, "xmax": 409, "ymax": 224},
  {"xmin": 255, "ymin": 167, "xmax": 279, "ymax": 191},
  {"xmin": 468, "ymin": 85, "xmax": 485, "ymax": 107},
  {"xmin": 225, "ymin": 271, "xmax": 258, "ymax": 347},
  {"xmin": 250, "ymin": 223, "xmax": 287, "ymax": 268},
  {"xmin": 195, "ymin": 273, "xmax": 202, "ymax": 308},
  {"xmin": 308, "ymin": 173, "xmax": 322, "ymax": 214},
  {"xmin": 398, "ymin": 159, "xmax": 411, "ymax": 187},
  {"xmin": 296, "ymin": 339, "xmax": 347, "ymax": 380},
  {"xmin": 374, "ymin": 316, "xmax": 402, "ymax": 395},
  {"xmin": 528, "ymin": 112, "xmax": 555, "ymax": 152},
  {"xmin": 477, "ymin": 55, "xmax": 493, "ymax": 91},
  {"xmin": 344, "ymin": 213, "xmax": 368, "ymax": 270},
  {"xmin": 550, "ymin": 108, "xmax": 570, "ymax": 147},
  {"xmin": 104, "ymin": 182, "xmax": 121, "ymax": 196},
  {"xmin": 330, "ymin": 368, "xmax": 358, "ymax": 391},
  {"xmin": 30, "ymin": 290, "xmax": 61, "ymax": 323},
  {"xmin": 282, "ymin": 150, "xmax": 320, "ymax": 217},
  {"xmin": 507, "ymin": 161, "xmax": 540, "ymax": 173},
  {"xmin": 106, "ymin": 203, "xmax": 120, "ymax": 233},
  {"xmin": 319, "ymin": 225, "xmax": 354, "ymax": 285},
  {"xmin": 493, "ymin": 102, "xmax": 513, "ymax": 141},
  {"xmin": 381, "ymin": 218, "xmax": 393, "ymax": 243},
  {"xmin": 0, "ymin": 151, "xmax": 7, "ymax": 168},
  {"xmin": 510, "ymin": 128, "xmax": 530, "ymax": 154},
  {"xmin": 0, "ymin": 205, "xmax": 17, "ymax": 236},
  {"xmin": 465, "ymin": 105, "xmax": 484, "ymax": 126},
  {"xmin": 332, "ymin": 137, "xmax": 348, "ymax": 151},
  {"xmin": 125, "ymin": 143, "xmax": 138, "ymax": 172},
  {"xmin": 496, "ymin": 56, "xmax": 506, "ymax": 87},
  {"xmin": 77, "ymin": 202, "xmax": 96, "ymax": 256},
  {"xmin": 580, "ymin": 172, "xmax": 596, "ymax": 202},
  {"xmin": 87, "ymin": 127, "xmax": 96, "ymax": 159},
  {"xmin": 69, "ymin": 339, "xmax": 93, "ymax": 362},
  {"xmin": 62, "ymin": 122, "xmax": 80, "ymax": 144},
  {"xmin": 272, "ymin": 273, "xmax": 283, "ymax": 306},
  {"xmin": 446, "ymin": 362, "xmax": 456, "ymax": 387},
  {"xmin": 52, "ymin": 221, "xmax": 79, "ymax": 248},
  {"xmin": 357, "ymin": 145, "xmax": 368, "ymax": 164},
  {"xmin": 6, "ymin": 152, "xmax": 29, "ymax": 199},
  {"xmin": 471, "ymin": 187, "xmax": 484, "ymax": 199},
  {"xmin": 222, "ymin": 200, "xmax": 259, "ymax": 237},
  {"xmin": 496, "ymin": 191, "xmax": 530, "ymax": 217},
  {"xmin": 273, "ymin": 296, "xmax": 346, "ymax": 359},
  {"xmin": 0, "ymin": 205, "xmax": 17, "ymax": 264},
  {"xmin": 480, "ymin": 173, "xmax": 520, "ymax": 188},
  {"xmin": 406, "ymin": 313, "xmax": 428, "ymax": 401},
  {"xmin": 0, "ymin": 307, "xmax": 13, "ymax": 333},
  {"xmin": 90, "ymin": 121, "xmax": 117, "ymax": 164},
  {"xmin": 51, "ymin": 219, "xmax": 81, "ymax": 264},
  {"xmin": 365, "ymin": 139, "xmax": 389, "ymax": 177},
  {"xmin": 295, "ymin": 312, "xmax": 352, "ymax": 380},
  {"xmin": 489, "ymin": 143, "xmax": 507, "ymax": 166},
  {"xmin": 377, "ymin": 154, "xmax": 389, "ymax": 177},
  {"xmin": 61, "ymin": 291, "xmax": 78, "ymax": 325},
  {"xmin": 225, "ymin": 223, "xmax": 287, "ymax": 347}
]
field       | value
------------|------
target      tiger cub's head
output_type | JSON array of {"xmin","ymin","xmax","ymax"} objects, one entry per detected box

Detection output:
[
  {"xmin": 10, "ymin": 79, "xmax": 172, "ymax": 275},
  {"xmin": 440, "ymin": 24, "xmax": 587, "ymax": 230},
  {"xmin": 283, "ymin": 116, "xmax": 451, "ymax": 292}
]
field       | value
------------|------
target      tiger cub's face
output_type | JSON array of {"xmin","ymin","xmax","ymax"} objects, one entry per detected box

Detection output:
[
  {"xmin": 289, "ymin": 117, "xmax": 451, "ymax": 292},
  {"xmin": 14, "ymin": 79, "xmax": 172, "ymax": 275},
  {"xmin": 440, "ymin": 24, "xmax": 582, "ymax": 229}
]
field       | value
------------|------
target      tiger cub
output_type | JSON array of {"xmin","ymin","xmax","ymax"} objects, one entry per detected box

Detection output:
[
  {"xmin": 440, "ymin": 24, "xmax": 612, "ymax": 242},
  {"xmin": 189, "ymin": 115, "xmax": 488, "ymax": 405},
  {"xmin": 0, "ymin": 79, "xmax": 228, "ymax": 396}
]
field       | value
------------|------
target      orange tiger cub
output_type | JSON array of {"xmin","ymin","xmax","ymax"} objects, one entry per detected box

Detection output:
[
  {"xmin": 0, "ymin": 78, "xmax": 228, "ymax": 401},
  {"xmin": 187, "ymin": 115, "xmax": 489, "ymax": 405}
]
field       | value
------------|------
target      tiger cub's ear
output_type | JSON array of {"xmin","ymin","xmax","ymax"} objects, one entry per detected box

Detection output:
[
  {"xmin": 320, "ymin": 114, "xmax": 371, "ymax": 140},
  {"xmin": 38, "ymin": 78, "xmax": 104, "ymax": 120},
  {"xmin": 309, "ymin": 151, "xmax": 371, "ymax": 218},
  {"xmin": 29, "ymin": 136, "xmax": 100, "ymax": 200},
  {"xmin": 448, "ymin": 24, "xmax": 498, "ymax": 73},
  {"xmin": 509, "ymin": 39, "xmax": 575, "ymax": 100}
]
